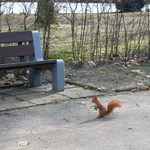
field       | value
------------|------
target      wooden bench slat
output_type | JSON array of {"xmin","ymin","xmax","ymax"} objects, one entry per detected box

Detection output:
[
  {"xmin": 0, "ymin": 31, "xmax": 33, "ymax": 43},
  {"xmin": 0, "ymin": 45, "xmax": 34, "ymax": 57},
  {"xmin": 0, "ymin": 59, "xmax": 57, "ymax": 70}
]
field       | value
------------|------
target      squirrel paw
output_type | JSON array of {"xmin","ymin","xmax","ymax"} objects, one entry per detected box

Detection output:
[{"xmin": 94, "ymin": 107, "xmax": 98, "ymax": 110}]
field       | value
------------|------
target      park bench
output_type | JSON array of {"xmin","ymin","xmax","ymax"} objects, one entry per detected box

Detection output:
[{"xmin": 0, "ymin": 31, "xmax": 64, "ymax": 91}]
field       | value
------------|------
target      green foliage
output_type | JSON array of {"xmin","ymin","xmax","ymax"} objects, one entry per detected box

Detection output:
[
  {"xmin": 36, "ymin": 0, "xmax": 56, "ymax": 28},
  {"xmin": 35, "ymin": 0, "xmax": 58, "ymax": 59},
  {"xmin": 116, "ymin": 0, "xmax": 145, "ymax": 12},
  {"xmin": 49, "ymin": 53, "xmax": 73, "ymax": 62}
]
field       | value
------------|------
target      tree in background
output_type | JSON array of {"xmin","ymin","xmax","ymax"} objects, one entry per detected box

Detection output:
[
  {"xmin": 20, "ymin": 2, "xmax": 35, "ymax": 31},
  {"xmin": 115, "ymin": 0, "xmax": 145, "ymax": 12},
  {"xmin": 36, "ymin": 0, "xmax": 57, "ymax": 59}
]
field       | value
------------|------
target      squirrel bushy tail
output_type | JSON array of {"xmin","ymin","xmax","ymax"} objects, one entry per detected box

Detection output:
[
  {"xmin": 92, "ymin": 95, "xmax": 122, "ymax": 117},
  {"xmin": 107, "ymin": 100, "xmax": 122, "ymax": 114}
]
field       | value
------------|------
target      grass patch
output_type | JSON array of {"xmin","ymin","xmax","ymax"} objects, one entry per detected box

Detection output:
[{"xmin": 49, "ymin": 53, "xmax": 73, "ymax": 62}]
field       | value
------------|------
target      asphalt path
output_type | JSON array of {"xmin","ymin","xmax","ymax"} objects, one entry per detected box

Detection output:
[{"xmin": 0, "ymin": 91, "xmax": 150, "ymax": 150}]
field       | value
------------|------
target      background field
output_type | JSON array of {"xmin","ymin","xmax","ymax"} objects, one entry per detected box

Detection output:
[{"xmin": 1, "ymin": 11, "xmax": 150, "ymax": 62}]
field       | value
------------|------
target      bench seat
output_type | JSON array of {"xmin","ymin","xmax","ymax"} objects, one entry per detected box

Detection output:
[{"xmin": 0, "ymin": 59, "xmax": 57, "ymax": 70}]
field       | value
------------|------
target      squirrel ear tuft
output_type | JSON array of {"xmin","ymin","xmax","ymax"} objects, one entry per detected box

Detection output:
[{"xmin": 92, "ymin": 95, "xmax": 97, "ymax": 101}]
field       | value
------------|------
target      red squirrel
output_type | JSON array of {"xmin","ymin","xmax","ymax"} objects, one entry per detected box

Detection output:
[{"xmin": 92, "ymin": 95, "xmax": 122, "ymax": 118}]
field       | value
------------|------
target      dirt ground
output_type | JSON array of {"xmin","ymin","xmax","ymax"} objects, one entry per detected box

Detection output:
[
  {"xmin": 65, "ymin": 61, "xmax": 150, "ymax": 92},
  {"xmin": 0, "ymin": 61, "xmax": 150, "ymax": 92}
]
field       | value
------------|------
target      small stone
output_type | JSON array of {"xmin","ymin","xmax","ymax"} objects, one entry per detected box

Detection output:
[
  {"xmin": 19, "ymin": 75, "xmax": 28, "ymax": 81},
  {"xmin": 88, "ymin": 61, "xmax": 96, "ymax": 67},
  {"xmin": 6, "ymin": 73, "xmax": 15, "ymax": 79},
  {"xmin": 78, "ymin": 101, "xmax": 86, "ymax": 105},
  {"xmin": 17, "ymin": 141, "xmax": 30, "ymax": 146}
]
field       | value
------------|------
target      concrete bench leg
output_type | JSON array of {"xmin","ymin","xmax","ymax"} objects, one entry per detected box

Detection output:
[
  {"xmin": 29, "ymin": 68, "xmax": 42, "ymax": 86},
  {"xmin": 51, "ymin": 59, "xmax": 65, "ymax": 91}
]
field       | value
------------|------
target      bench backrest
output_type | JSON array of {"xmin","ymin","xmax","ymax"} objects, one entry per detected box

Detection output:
[{"xmin": 0, "ymin": 31, "xmax": 43, "ymax": 62}]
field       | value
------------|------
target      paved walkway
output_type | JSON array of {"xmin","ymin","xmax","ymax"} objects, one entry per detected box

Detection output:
[
  {"xmin": 0, "ymin": 84, "xmax": 99, "ymax": 112},
  {"xmin": 0, "ymin": 84, "xmax": 150, "ymax": 150}
]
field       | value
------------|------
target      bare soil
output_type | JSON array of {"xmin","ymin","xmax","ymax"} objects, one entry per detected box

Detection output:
[
  {"xmin": 65, "ymin": 61, "xmax": 150, "ymax": 92},
  {"xmin": 0, "ymin": 61, "xmax": 150, "ymax": 92}
]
